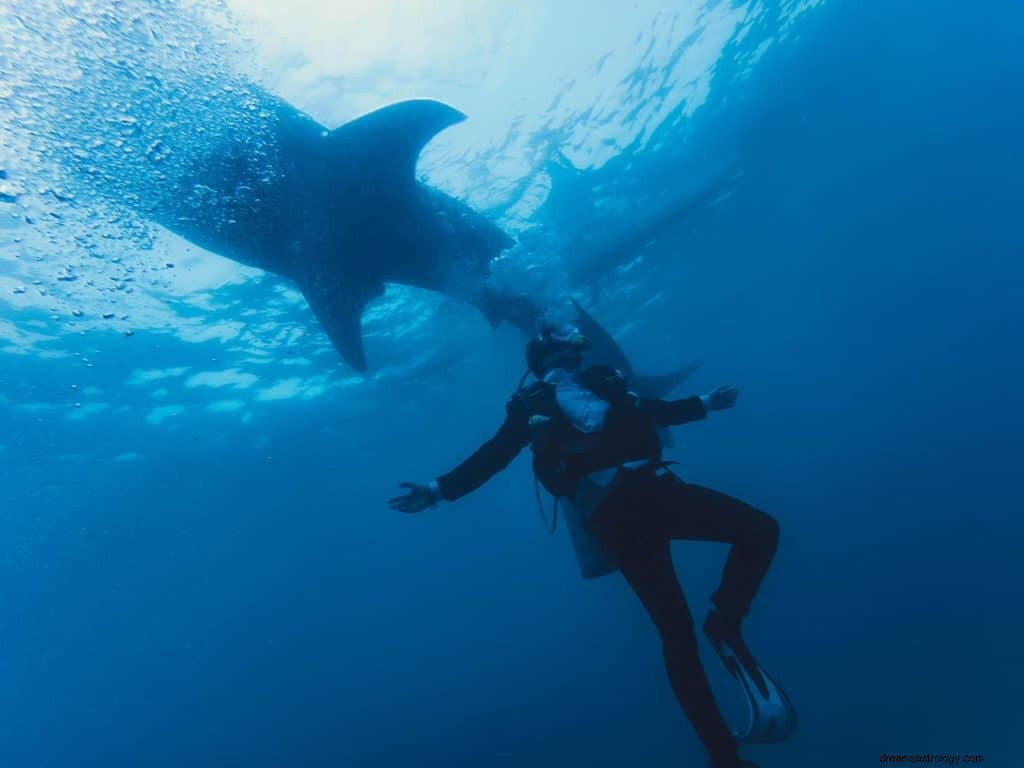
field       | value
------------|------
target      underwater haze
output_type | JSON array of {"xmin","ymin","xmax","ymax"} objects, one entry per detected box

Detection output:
[{"xmin": 1, "ymin": 0, "xmax": 1022, "ymax": 766}]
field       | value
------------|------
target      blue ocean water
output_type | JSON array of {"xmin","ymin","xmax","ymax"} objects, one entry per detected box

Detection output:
[{"xmin": 1, "ymin": 1, "xmax": 1022, "ymax": 766}]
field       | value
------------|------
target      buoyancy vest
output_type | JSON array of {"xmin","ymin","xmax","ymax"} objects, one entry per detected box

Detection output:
[{"xmin": 513, "ymin": 364, "xmax": 662, "ymax": 500}]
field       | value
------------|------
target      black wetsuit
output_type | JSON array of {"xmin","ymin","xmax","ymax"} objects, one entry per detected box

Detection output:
[{"xmin": 435, "ymin": 372, "xmax": 778, "ymax": 768}]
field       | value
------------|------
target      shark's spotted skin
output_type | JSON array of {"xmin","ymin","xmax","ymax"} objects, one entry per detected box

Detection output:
[{"xmin": 153, "ymin": 96, "xmax": 512, "ymax": 370}]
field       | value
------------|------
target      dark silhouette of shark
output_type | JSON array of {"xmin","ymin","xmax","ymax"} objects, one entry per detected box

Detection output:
[
  {"xmin": 150, "ymin": 94, "xmax": 707, "ymax": 399},
  {"xmin": 153, "ymin": 96, "xmax": 513, "ymax": 371}
]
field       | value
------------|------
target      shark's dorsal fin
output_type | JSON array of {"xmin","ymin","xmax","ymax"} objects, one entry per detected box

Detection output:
[{"xmin": 326, "ymin": 99, "xmax": 467, "ymax": 186}]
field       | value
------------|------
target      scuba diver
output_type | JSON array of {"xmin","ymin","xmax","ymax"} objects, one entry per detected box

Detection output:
[{"xmin": 388, "ymin": 325, "xmax": 783, "ymax": 768}]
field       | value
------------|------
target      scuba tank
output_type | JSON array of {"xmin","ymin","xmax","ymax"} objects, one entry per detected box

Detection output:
[{"xmin": 519, "ymin": 363, "xmax": 653, "ymax": 579}]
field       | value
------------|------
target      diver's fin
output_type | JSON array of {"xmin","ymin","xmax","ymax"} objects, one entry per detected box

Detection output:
[
  {"xmin": 631, "ymin": 361, "xmax": 703, "ymax": 400},
  {"xmin": 326, "ymin": 99, "xmax": 466, "ymax": 187},
  {"xmin": 298, "ymin": 275, "xmax": 385, "ymax": 371},
  {"xmin": 708, "ymin": 633, "xmax": 797, "ymax": 744}
]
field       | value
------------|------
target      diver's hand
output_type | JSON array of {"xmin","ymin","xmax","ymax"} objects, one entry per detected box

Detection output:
[
  {"xmin": 708, "ymin": 385, "xmax": 739, "ymax": 411},
  {"xmin": 388, "ymin": 482, "xmax": 438, "ymax": 514}
]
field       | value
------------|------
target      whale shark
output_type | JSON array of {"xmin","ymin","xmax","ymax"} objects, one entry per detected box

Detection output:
[
  {"xmin": 150, "ymin": 94, "xmax": 706, "ymax": 398},
  {"xmin": 152, "ymin": 96, "xmax": 513, "ymax": 371}
]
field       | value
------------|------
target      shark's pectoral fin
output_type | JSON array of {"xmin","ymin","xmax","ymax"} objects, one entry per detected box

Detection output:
[
  {"xmin": 326, "ymin": 99, "xmax": 467, "ymax": 187},
  {"xmin": 298, "ymin": 275, "xmax": 385, "ymax": 371}
]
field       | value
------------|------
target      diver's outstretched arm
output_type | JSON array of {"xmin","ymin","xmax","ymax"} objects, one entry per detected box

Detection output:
[
  {"xmin": 643, "ymin": 385, "xmax": 739, "ymax": 427},
  {"xmin": 388, "ymin": 483, "xmax": 438, "ymax": 513},
  {"xmin": 389, "ymin": 395, "xmax": 532, "ymax": 512},
  {"xmin": 704, "ymin": 384, "xmax": 738, "ymax": 411}
]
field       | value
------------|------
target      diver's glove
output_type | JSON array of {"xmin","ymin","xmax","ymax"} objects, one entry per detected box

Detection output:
[
  {"xmin": 701, "ymin": 384, "xmax": 739, "ymax": 412},
  {"xmin": 388, "ymin": 481, "xmax": 440, "ymax": 513}
]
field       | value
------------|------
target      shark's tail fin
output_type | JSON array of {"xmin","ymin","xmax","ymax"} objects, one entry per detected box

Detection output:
[
  {"xmin": 631, "ymin": 361, "xmax": 703, "ymax": 400},
  {"xmin": 568, "ymin": 298, "xmax": 702, "ymax": 452},
  {"xmin": 569, "ymin": 299, "xmax": 703, "ymax": 397},
  {"xmin": 570, "ymin": 299, "xmax": 634, "ymax": 376}
]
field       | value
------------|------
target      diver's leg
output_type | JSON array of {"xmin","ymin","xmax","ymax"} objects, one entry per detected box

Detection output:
[
  {"xmin": 615, "ymin": 537, "xmax": 742, "ymax": 767},
  {"xmin": 651, "ymin": 475, "xmax": 779, "ymax": 625}
]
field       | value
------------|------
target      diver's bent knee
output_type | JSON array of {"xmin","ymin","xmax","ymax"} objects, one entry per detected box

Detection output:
[
  {"xmin": 747, "ymin": 510, "xmax": 779, "ymax": 547},
  {"xmin": 761, "ymin": 513, "xmax": 780, "ymax": 544}
]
